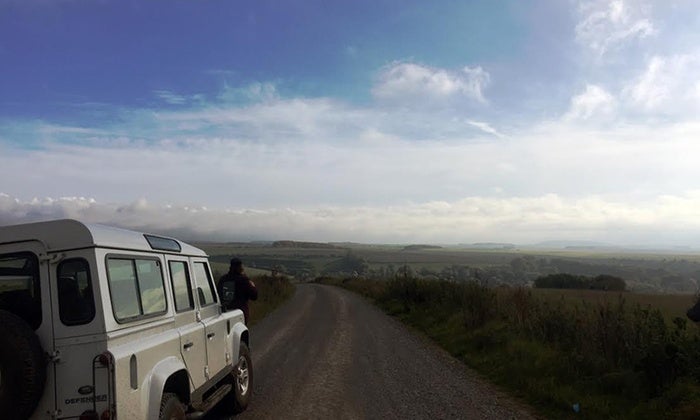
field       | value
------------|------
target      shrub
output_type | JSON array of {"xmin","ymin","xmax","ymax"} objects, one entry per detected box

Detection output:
[
  {"xmin": 534, "ymin": 273, "xmax": 626, "ymax": 291},
  {"xmin": 247, "ymin": 275, "xmax": 295, "ymax": 324}
]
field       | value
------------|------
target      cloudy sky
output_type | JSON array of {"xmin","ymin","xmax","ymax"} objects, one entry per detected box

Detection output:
[{"xmin": 1, "ymin": 0, "xmax": 700, "ymax": 246}]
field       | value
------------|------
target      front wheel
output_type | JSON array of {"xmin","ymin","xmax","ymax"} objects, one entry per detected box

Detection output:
[{"xmin": 224, "ymin": 342, "xmax": 252, "ymax": 414}]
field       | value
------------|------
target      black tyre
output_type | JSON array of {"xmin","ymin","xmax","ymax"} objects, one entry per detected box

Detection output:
[
  {"xmin": 0, "ymin": 309, "xmax": 46, "ymax": 420},
  {"xmin": 159, "ymin": 392, "xmax": 186, "ymax": 420},
  {"xmin": 223, "ymin": 342, "xmax": 252, "ymax": 414}
]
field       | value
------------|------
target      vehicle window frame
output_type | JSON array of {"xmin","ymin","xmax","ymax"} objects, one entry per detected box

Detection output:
[
  {"xmin": 105, "ymin": 254, "xmax": 168, "ymax": 324},
  {"xmin": 168, "ymin": 260, "xmax": 194, "ymax": 313},
  {"xmin": 56, "ymin": 257, "xmax": 96, "ymax": 326},
  {"xmin": 192, "ymin": 261, "xmax": 217, "ymax": 307}
]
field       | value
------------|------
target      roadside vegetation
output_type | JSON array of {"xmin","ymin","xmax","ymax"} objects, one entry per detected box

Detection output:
[
  {"xmin": 317, "ymin": 275, "xmax": 700, "ymax": 419},
  {"xmin": 246, "ymin": 275, "xmax": 295, "ymax": 325}
]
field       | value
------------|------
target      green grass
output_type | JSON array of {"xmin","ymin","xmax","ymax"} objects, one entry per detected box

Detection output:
[
  {"xmin": 247, "ymin": 275, "xmax": 295, "ymax": 325},
  {"xmin": 530, "ymin": 288, "xmax": 696, "ymax": 322}
]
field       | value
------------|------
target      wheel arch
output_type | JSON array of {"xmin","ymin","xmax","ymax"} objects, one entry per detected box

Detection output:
[
  {"xmin": 145, "ymin": 356, "xmax": 190, "ymax": 420},
  {"xmin": 230, "ymin": 322, "xmax": 249, "ymax": 360}
]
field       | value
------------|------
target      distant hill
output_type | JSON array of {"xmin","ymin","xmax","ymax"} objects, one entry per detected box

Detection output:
[
  {"xmin": 468, "ymin": 242, "xmax": 516, "ymax": 249},
  {"xmin": 271, "ymin": 240, "xmax": 337, "ymax": 249},
  {"xmin": 533, "ymin": 240, "xmax": 611, "ymax": 249},
  {"xmin": 402, "ymin": 244, "xmax": 443, "ymax": 251}
]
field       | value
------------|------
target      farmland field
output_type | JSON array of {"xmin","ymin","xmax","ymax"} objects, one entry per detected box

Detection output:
[{"xmin": 195, "ymin": 240, "xmax": 700, "ymax": 294}]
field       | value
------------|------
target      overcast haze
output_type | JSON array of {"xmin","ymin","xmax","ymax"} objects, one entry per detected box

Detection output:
[{"xmin": 2, "ymin": 0, "xmax": 700, "ymax": 246}]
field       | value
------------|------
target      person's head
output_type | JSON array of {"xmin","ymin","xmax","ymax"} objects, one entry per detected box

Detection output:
[{"xmin": 229, "ymin": 257, "xmax": 243, "ymax": 274}]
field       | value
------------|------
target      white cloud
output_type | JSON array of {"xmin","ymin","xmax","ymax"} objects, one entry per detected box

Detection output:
[
  {"xmin": 372, "ymin": 62, "xmax": 490, "ymax": 103},
  {"xmin": 4, "ymin": 112, "xmax": 700, "ymax": 223},
  {"xmin": 575, "ymin": 0, "xmax": 655, "ymax": 56},
  {"xmin": 4, "ymin": 52, "xmax": 700, "ymax": 245},
  {"xmin": 2, "ymin": 192, "xmax": 700, "ymax": 245},
  {"xmin": 565, "ymin": 53, "xmax": 700, "ymax": 123},
  {"xmin": 622, "ymin": 53, "xmax": 700, "ymax": 113},
  {"xmin": 466, "ymin": 120, "xmax": 504, "ymax": 138},
  {"xmin": 154, "ymin": 90, "xmax": 188, "ymax": 105},
  {"xmin": 564, "ymin": 84, "xmax": 616, "ymax": 121},
  {"xmin": 218, "ymin": 82, "xmax": 279, "ymax": 103}
]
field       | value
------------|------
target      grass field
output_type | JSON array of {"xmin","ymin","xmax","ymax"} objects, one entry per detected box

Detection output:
[
  {"xmin": 530, "ymin": 288, "xmax": 696, "ymax": 321},
  {"xmin": 246, "ymin": 275, "xmax": 295, "ymax": 325}
]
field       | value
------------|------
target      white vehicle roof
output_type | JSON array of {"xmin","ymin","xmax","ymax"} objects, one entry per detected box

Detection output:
[{"xmin": 0, "ymin": 219, "xmax": 206, "ymax": 256}]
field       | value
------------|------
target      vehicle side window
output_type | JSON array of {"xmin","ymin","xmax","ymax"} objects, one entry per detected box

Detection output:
[
  {"xmin": 193, "ymin": 262, "xmax": 216, "ymax": 306},
  {"xmin": 168, "ymin": 261, "xmax": 193, "ymax": 312},
  {"xmin": 136, "ymin": 260, "xmax": 166, "ymax": 315},
  {"xmin": 57, "ymin": 259, "xmax": 95, "ymax": 326},
  {"xmin": 107, "ymin": 257, "xmax": 166, "ymax": 322},
  {"xmin": 0, "ymin": 252, "xmax": 41, "ymax": 330}
]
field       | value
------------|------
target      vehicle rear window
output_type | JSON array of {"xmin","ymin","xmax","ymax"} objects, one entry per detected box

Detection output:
[
  {"xmin": 107, "ymin": 257, "xmax": 167, "ymax": 322},
  {"xmin": 0, "ymin": 252, "xmax": 41, "ymax": 329},
  {"xmin": 57, "ymin": 259, "xmax": 96, "ymax": 326}
]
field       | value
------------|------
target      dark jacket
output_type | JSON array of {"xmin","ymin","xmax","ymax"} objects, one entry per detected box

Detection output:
[{"xmin": 217, "ymin": 272, "xmax": 258, "ymax": 323}]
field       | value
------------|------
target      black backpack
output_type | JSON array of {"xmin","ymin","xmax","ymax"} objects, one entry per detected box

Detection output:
[{"xmin": 220, "ymin": 278, "xmax": 236, "ymax": 308}]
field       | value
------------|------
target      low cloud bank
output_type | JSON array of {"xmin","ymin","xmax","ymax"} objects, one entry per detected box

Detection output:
[{"xmin": 2, "ymin": 193, "xmax": 700, "ymax": 247}]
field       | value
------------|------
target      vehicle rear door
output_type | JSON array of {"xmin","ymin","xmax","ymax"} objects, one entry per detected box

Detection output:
[{"xmin": 50, "ymin": 251, "xmax": 111, "ymax": 419}]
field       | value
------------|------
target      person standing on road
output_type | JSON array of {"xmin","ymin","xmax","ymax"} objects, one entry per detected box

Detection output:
[{"xmin": 217, "ymin": 257, "xmax": 258, "ymax": 324}]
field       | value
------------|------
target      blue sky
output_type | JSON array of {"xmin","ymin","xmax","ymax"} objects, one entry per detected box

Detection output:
[{"xmin": 2, "ymin": 0, "xmax": 700, "ymax": 245}]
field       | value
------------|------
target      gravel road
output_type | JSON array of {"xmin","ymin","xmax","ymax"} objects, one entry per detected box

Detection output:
[{"xmin": 211, "ymin": 283, "xmax": 539, "ymax": 419}]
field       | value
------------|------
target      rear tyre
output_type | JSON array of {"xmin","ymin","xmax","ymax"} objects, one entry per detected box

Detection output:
[
  {"xmin": 0, "ymin": 309, "xmax": 46, "ymax": 420},
  {"xmin": 224, "ymin": 342, "xmax": 252, "ymax": 414},
  {"xmin": 159, "ymin": 392, "xmax": 186, "ymax": 420}
]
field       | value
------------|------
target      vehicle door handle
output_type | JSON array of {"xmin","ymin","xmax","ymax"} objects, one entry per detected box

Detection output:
[
  {"xmin": 207, "ymin": 333, "xmax": 216, "ymax": 339},
  {"xmin": 183, "ymin": 342, "xmax": 194, "ymax": 350}
]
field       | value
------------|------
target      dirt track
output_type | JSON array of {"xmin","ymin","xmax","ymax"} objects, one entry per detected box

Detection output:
[{"xmin": 211, "ymin": 283, "xmax": 538, "ymax": 419}]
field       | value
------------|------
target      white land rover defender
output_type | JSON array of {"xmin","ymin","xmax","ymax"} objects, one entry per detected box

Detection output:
[{"xmin": 0, "ymin": 219, "xmax": 252, "ymax": 420}]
